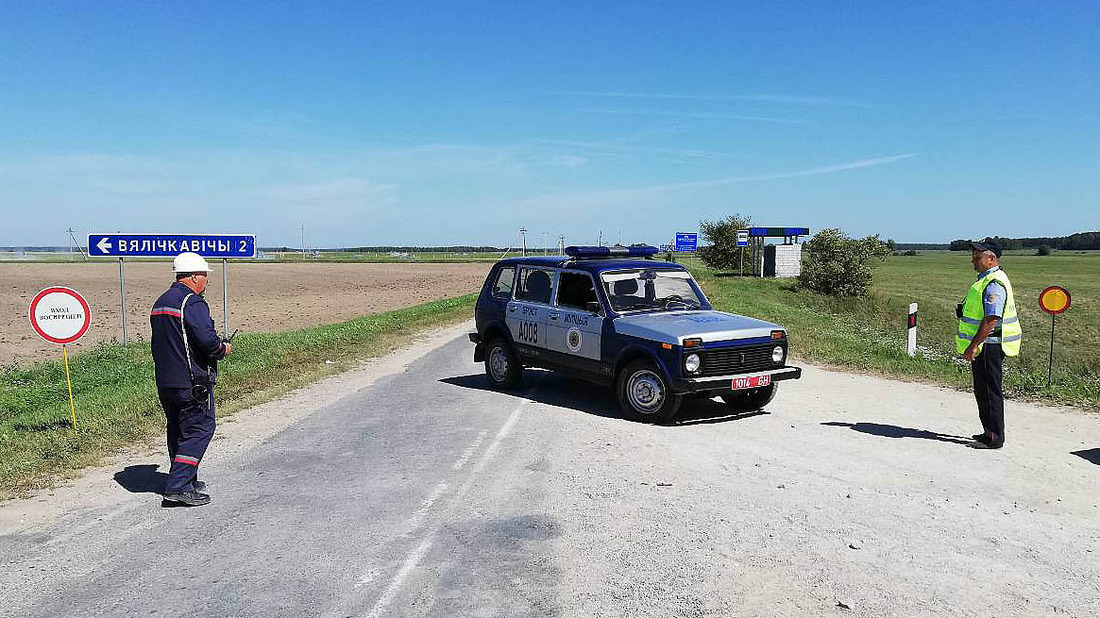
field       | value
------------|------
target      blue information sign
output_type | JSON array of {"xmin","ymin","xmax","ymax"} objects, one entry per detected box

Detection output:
[
  {"xmin": 675, "ymin": 233, "xmax": 698, "ymax": 252},
  {"xmin": 88, "ymin": 234, "xmax": 256, "ymax": 258},
  {"xmin": 736, "ymin": 230, "xmax": 749, "ymax": 247}
]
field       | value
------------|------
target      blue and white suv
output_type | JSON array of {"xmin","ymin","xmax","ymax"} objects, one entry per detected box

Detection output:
[{"xmin": 469, "ymin": 245, "xmax": 801, "ymax": 423}]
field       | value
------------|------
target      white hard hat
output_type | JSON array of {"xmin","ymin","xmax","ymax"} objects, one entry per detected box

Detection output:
[{"xmin": 173, "ymin": 252, "xmax": 211, "ymax": 273}]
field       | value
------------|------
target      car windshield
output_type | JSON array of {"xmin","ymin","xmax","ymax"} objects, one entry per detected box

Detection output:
[{"xmin": 600, "ymin": 269, "xmax": 706, "ymax": 313}]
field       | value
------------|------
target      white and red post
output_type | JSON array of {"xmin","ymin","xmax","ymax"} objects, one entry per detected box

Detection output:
[{"xmin": 906, "ymin": 302, "xmax": 917, "ymax": 357}]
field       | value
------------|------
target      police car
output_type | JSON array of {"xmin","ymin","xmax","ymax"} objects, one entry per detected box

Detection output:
[{"xmin": 468, "ymin": 245, "xmax": 802, "ymax": 423}]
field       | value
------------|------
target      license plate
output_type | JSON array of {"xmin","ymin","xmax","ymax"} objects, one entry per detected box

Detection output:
[{"xmin": 731, "ymin": 374, "xmax": 771, "ymax": 390}]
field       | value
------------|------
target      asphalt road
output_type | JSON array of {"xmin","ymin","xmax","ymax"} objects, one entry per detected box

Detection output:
[{"xmin": 2, "ymin": 325, "xmax": 1098, "ymax": 617}]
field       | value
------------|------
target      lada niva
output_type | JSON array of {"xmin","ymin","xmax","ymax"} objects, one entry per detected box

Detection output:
[{"xmin": 468, "ymin": 245, "xmax": 801, "ymax": 423}]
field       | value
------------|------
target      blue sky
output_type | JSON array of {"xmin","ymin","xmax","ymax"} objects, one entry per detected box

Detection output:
[{"xmin": 1, "ymin": 1, "xmax": 1097, "ymax": 247}]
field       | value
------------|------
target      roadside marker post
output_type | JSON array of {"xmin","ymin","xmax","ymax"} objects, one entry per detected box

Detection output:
[
  {"xmin": 906, "ymin": 302, "xmax": 918, "ymax": 357},
  {"xmin": 88, "ymin": 233, "xmax": 256, "ymax": 342},
  {"xmin": 1038, "ymin": 286, "xmax": 1071, "ymax": 387},
  {"xmin": 29, "ymin": 287, "xmax": 92, "ymax": 430}
]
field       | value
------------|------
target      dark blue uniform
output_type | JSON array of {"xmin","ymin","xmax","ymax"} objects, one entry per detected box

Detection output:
[{"xmin": 150, "ymin": 282, "xmax": 227, "ymax": 494}]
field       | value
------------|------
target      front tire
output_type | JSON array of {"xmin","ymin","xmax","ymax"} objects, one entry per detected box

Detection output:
[
  {"xmin": 616, "ymin": 360, "xmax": 682, "ymax": 424},
  {"xmin": 721, "ymin": 383, "xmax": 777, "ymax": 412},
  {"xmin": 484, "ymin": 338, "xmax": 523, "ymax": 389}
]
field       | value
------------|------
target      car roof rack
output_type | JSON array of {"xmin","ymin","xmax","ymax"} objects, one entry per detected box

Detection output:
[{"xmin": 564, "ymin": 244, "xmax": 659, "ymax": 260}]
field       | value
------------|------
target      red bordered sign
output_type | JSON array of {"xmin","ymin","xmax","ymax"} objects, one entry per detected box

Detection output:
[
  {"xmin": 29, "ymin": 287, "xmax": 91, "ymax": 345},
  {"xmin": 1038, "ymin": 286, "xmax": 1071, "ymax": 315}
]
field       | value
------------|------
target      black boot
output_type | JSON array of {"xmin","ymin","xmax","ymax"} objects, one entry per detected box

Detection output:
[{"xmin": 162, "ymin": 491, "xmax": 211, "ymax": 507}]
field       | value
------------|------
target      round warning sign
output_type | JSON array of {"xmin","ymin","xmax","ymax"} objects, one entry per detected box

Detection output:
[
  {"xmin": 1038, "ymin": 286, "xmax": 1071, "ymax": 315},
  {"xmin": 29, "ymin": 287, "xmax": 91, "ymax": 345}
]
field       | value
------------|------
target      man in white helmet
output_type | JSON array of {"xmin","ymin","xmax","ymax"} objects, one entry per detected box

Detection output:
[{"xmin": 150, "ymin": 252, "xmax": 233, "ymax": 506}]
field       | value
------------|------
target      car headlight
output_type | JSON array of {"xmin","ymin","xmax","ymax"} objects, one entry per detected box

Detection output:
[
  {"xmin": 685, "ymin": 353, "xmax": 701, "ymax": 374},
  {"xmin": 772, "ymin": 346, "xmax": 785, "ymax": 364}
]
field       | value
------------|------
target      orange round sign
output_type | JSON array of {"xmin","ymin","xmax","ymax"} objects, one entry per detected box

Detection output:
[{"xmin": 1039, "ymin": 286, "xmax": 1071, "ymax": 314}]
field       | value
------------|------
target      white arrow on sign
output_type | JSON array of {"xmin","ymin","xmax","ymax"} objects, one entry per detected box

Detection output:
[{"xmin": 96, "ymin": 237, "xmax": 112, "ymax": 253}]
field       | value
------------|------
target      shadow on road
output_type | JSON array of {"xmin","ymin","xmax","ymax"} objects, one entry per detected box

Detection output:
[
  {"xmin": 114, "ymin": 464, "xmax": 167, "ymax": 494},
  {"xmin": 821, "ymin": 421, "xmax": 973, "ymax": 445},
  {"xmin": 1071, "ymin": 448, "xmax": 1100, "ymax": 465},
  {"xmin": 440, "ymin": 371, "xmax": 769, "ymax": 426}
]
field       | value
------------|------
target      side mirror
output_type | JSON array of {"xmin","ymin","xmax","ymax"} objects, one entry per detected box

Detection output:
[{"xmin": 585, "ymin": 301, "xmax": 601, "ymax": 314}]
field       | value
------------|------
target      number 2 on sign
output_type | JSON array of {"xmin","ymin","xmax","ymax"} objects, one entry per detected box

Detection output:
[{"xmin": 518, "ymin": 320, "xmax": 538, "ymax": 344}]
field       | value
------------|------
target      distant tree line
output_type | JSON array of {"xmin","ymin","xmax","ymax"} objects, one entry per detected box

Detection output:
[
  {"xmin": 260, "ymin": 246, "xmax": 506, "ymax": 253},
  {"xmin": 948, "ymin": 231, "xmax": 1100, "ymax": 251}
]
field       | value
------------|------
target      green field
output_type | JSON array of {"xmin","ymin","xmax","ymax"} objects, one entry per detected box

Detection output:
[{"xmin": 695, "ymin": 250, "xmax": 1100, "ymax": 409}]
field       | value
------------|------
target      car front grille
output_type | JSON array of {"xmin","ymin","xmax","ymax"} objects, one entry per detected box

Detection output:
[{"xmin": 698, "ymin": 343, "xmax": 780, "ymax": 377}]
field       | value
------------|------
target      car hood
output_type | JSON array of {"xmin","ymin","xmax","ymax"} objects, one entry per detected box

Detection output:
[{"xmin": 613, "ymin": 310, "xmax": 782, "ymax": 345}]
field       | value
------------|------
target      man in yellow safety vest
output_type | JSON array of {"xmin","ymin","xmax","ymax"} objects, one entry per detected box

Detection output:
[{"xmin": 956, "ymin": 238, "xmax": 1022, "ymax": 449}]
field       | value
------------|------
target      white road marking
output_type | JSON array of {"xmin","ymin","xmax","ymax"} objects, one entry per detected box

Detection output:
[
  {"xmin": 364, "ymin": 538, "xmax": 434, "ymax": 618},
  {"xmin": 452, "ymin": 430, "xmax": 488, "ymax": 470},
  {"xmin": 359, "ymin": 387, "xmax": 540, "ymax": 617}
]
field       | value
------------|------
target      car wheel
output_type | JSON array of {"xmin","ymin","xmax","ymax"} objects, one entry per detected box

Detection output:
[
  {"xmin": 721, "ymin": 383, "xmax": 778, "ymax": 412},
  {"xmin": 484, "ymin": 338, "xmax": 522, "ymax": 389},
  {"xmin": 616, "ymin": 360, "xmax": 682, "ymax": 424}
]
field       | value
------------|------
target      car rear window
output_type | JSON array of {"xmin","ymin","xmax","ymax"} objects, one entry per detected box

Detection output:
[{"xmin": 492, "ymin": 266, "xmax": 515, "ymax": 299}]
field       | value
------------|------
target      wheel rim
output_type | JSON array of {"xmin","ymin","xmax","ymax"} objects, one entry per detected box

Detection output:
[
  {"xmin": 489, "ymin": 347, "xmax": 510, "ymax": 382},
  {"xmin": 627, "ymin": 369, "xmax": 665, "ymax": 414}
]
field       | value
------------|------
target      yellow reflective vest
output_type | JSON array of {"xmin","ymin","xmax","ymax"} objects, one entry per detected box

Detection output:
[{"xmin": 956, "ymin": 268, "xmax": 1021, "ymax": 356}]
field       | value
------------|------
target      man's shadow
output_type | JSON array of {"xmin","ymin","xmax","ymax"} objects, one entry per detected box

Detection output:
[
  {"xmin": 1071, "ymin": 448, "xmax": 1100, "ymax": 465},
  {"xmin": 821, "ymin": 421, "xmax": 972, "ymax": 445},
  {"xmin": 114, "ymin": 464, "xmax": 168, "ymax": 494}
]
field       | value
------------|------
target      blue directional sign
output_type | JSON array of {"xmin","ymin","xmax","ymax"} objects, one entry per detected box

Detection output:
[
  {"xmin": 675, "ymin": 232, "xmax": 698, "ymax": 252},
  {"xmin": 88, "ymin": 234, "xmax": 256, "ymax": 258},
  {"xmin": 736, "ymin": 229, "xmax": 750, "ymax": 247}
]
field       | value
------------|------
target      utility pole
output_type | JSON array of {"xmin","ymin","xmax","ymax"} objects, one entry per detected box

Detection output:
[
  {"xmin": 559, "ymin": 235, "xmax": 565, "ymax": 255},
  {"xmin": 597, "ymin": 230, "xmax": 603, "ymax": 247},
  {"xmin": 542, "ymin": 232, "xmax": 547, "ymax": 255},
  {"xmin": 300, "ymin": 224, "xmax": 306, "ymax": 255},
  {"xmin": 66, "ymin": 228, "xmax": 87, "ymax": 260},
  {"xmin": 519, "ymin": 227, "xmax": 527, "ymax": 257}
]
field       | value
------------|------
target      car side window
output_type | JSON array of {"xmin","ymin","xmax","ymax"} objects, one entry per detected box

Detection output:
[
  {"xmin": 557, "ymin": 272, "xmax": 598, "ymax": 310},
  {"xmin": 514, "ymin": 267, "xmax": 553, "ymax": 304},
  {"xmin": 491, "ymin": 266, "xmax": 515, "ymax": 299}
]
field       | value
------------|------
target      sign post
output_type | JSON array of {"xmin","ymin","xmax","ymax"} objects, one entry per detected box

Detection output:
[
  {"xmin": 1038, "ymin": 286, "xmax": 1071, "ymax": 387},
  {"xmin": 89, "ymin": 233, "xmax": 256, "ymax": 342},
  {"xmin": 29, "ymin": 287, "xmax": 92, "ymax": 430},
  {"xmin": 906, "ymin": 302, "xmax": 918, "ymax": 357}
]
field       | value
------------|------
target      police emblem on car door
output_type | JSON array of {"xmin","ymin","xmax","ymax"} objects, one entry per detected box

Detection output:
[
  {"xmin": 507, "ymin": 267, "xmax": 554, "ymax": 356},
  {"xmin": 547, "ymin": 270, "xmax": 603, "ymax": 363}
]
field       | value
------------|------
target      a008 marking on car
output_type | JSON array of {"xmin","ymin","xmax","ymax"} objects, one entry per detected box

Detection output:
[
  {"xmin": 517, "ymin": 320, "xmax": 539, "ymax": 344},
  {"xmin": 731, "ymin": 374, "xmax": 771, "ymax": 390}
]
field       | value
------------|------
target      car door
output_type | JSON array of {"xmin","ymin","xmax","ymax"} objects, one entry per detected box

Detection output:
[
  {"xmin": 547, "ymin": 270, "xmax": 604, "ymax": 367},
  {"xmin": 507, "ymin": 266, "xmax": 554, "ymax": 357}
]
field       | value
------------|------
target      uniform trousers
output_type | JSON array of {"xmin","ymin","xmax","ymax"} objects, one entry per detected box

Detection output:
[
  {"xmin": 971, "ymin": 343, "xmax": 1005, "ymax": 445},
  {"xmin": 158, "ymin": 387, "xmax": 216, "ymax": 493}
]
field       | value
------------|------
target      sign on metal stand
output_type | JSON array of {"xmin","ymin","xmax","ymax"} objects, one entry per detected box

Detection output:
[
  {"xmin": 29, "ymin": 287, "xmax": 91, "ymax": 430},
  {"xmin": 89, "ymin": 233, "xmax": 256, "ymax": 343},
  {"xmin": 1038, "ymin": 286, "xmax": 1071, "ymax": 387}
]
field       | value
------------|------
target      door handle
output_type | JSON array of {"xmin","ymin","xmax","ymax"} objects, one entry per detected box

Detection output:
[
  {"xmin": 549, "ymin": 312, "xmax": 560, "ymax": 320},
  {"xmin": 508, "ymin": 306, "xmax": 516, "ymax": 313}
]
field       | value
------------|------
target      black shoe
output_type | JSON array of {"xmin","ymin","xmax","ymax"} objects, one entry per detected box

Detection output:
[
  {"xmin": 193, "ymin": 480, "xmax": 206, "ymax": 492},
  {"xmin": 972, "ymin": 433, "xmax": 991, "ymax": 443},
  {"xmin": 968, "ymin": 440, "xmax": 1003, "ymax": 450},
  {"xmin": 162, "ymin": 491, "xmax": 211, "ymax": 507}
]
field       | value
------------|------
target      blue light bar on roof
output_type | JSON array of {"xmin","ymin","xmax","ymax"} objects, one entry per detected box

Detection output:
[{"xmin": 565, "ymin": 244, "xmax": 660, "ymax": 259}]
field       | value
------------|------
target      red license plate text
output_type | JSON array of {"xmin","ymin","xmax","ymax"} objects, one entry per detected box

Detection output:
[{"xmin": 731, "ymin": 374, "xmax": 771, "ymax": 390}]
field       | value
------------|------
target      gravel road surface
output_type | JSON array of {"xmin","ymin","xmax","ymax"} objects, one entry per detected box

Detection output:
[{"xmin": 1, "ymin": 323, "xmax": 1097, "ymax": 617}]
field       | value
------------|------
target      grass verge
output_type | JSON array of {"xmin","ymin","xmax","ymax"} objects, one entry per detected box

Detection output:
[
  {"xmin": 0, "ymin": 294, "xmax": 476, "ymax": 501},
  {"xmin": 693, "ymin": 263, "xmax": 1100, "ymax": 411}
]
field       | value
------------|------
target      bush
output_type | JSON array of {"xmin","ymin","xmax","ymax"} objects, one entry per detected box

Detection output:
[
  {"xmin": 798, "ymin": 228, "xmax": 890, "ymax": 297},
  {"xmin": 697, "ymin": 214, "xmax": 752, "ymax": 270},
  {"xmin": 1036, "ymin": 244, "xmax": 1052, "ymax": 256}
]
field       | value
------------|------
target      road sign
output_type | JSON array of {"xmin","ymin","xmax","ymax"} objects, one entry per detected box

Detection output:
[
  {"xmin": 675, "ymin": 233, "xmax": 698, "ymax": 252},
  {"xmin": 1039, "ymin": 286, "xmax": 1071, "ymax": 314},
  {"xmin": 88, "ymin": 234, "xmax": 256, "ymax": 258},
  {"xmin": 736, "ymin": 230, "xmax": 749, "ymax": 247},
  {"xmin": 749, "ymin": 227, "xmax": 810, "ymax": 237},
  {"xmin": 29, "ymin": 287, "xmax": 91, "ymax": 345}
]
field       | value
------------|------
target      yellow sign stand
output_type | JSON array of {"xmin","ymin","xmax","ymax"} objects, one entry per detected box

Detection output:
[{"xmin": 63, "ymin": 344, "xmax": 78, "ymax": 430}]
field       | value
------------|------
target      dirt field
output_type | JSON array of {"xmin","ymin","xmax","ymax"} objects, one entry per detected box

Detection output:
[{"xmin": 0, "ymin": 261, "xmax": 490, "ymax": 366}]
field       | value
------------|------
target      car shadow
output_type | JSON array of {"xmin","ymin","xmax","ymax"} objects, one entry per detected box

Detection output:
[
  {"xmin": 114, "ymin": 464, "xmax": 168, "ymax": 494},
  {"xmin": 440, "ymin": 371, "xmax": 770, "ymax": 426},
  {"xmin": 1071, "ymin": 448, "xmax": 1100, "ymax": 465},
  {"xmin": 821, "ymin": 421, "xmax": 973, "ymax": 445}
]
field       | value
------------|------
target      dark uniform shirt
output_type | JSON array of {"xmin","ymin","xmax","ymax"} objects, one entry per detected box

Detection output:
[{"xmin": 150, "ymin": 282, "xmax": 227, "ymax": 388}]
